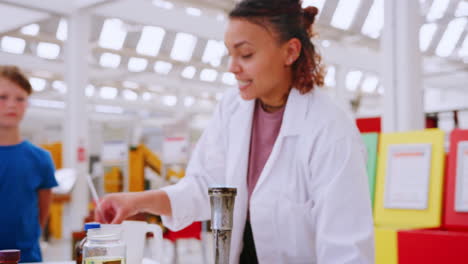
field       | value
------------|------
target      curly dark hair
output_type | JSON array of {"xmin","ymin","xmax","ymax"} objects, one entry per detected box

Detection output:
[
  {"xmin": 0, "ymin": 65, "xmax": 32, "ymax": 94},
  {"xmin": 229, "ymin": 0, "xmax": 325, "ymax": 94}
]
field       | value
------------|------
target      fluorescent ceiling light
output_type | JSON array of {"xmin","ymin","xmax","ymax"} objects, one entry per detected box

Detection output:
[
  {"xmin": 99, "ymin": 19, "xmax": 127, "ymax": 50},
  {"xmin": 419, "ymin": 23, "xmax": 438, "ymax": 52},
  {"xmin": 331, "ymin": 0, "xmax": 361, "ymax": 30},
  {"xmin": 436, "ymin": 18, "xmax": 467, "ymax": 57},
  {"xmin": 222, "ymin": 72, "xmax": 236, "ymax": 85},
  {"xmin": 37, "ymin": 42, "xmax": 60, "ymax": 59},
  {"xmin": 324, "ymin": 66, "xmax": 336, "ymax": 87},
  {"xmin": 56, "ymin": 19, "xmax": 67, "ymax": 41},
  {"xmin": 21, "ymin": 24, "xmax": 39, "ymax": 36},
  {"xmin": 1, "ymin": 36, "xmax": 26, "ymax": 54},
  {"xmin": 186, "ymin": 7, "xmax": 202, "ymax": 16},
  {"xmin": 29, "ymin": 77, "xmax": 47, "ymax": 92},
  {"xmin": 136, "ymin": 26, "xmax": 165, "ymax": 56},
  {"xmin": 154, "ymin": 60, "xmax": 172, "ymax": 75},
  {"xmin": 202, "ymin": 40, "xmax": 226, "ymax": 67},
  {"xmin": 346, "ymin": 70, "xmax": 363, "ymax": 91},
  {"xmin": 128, "ymin": 57, "xmax": 148, "ymax": 72},
  {"xmin": 162, "ymin": 95, "xmax": 177, "ymax": 106},
  {"xmin": 52, "ymin": 80, "xmax": 67, "ymax": 94},
  {"xmin": 361, "ymin": 0, "xmax": 383, "ymax": 39},
  {"xmin": 200, "ymin": 69, "xmax": 218, "ymax": 82},
  {"xmin": 99, "ymin": 53, "xmax": 121, "ymax": 68},
  {"xmin": 171, "ymin": 32, "xmax": 197, "ymax": 62},
  {"xmin": 100, "ymin": 86, "xmax": 118, "ymax": 99},
  {"xmin": 86, "ymin": 85, "xmax": 95, "ymax": 97},
  {"xmin": 426, "ymin": 0, "xmax": 450, "ymax": 21},
  {"xmin": 181, "ymin": 66, "xmax": 196, "ymax": 79},
  {"xmin": 122, "ymin": 89, "xmax": 138, "ymax": 101}
]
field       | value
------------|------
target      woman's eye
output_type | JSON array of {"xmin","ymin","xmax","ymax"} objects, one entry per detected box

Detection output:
[
  {"xmin": 17, "ymin": 97, "xmax": 25, "ymax": 102},
  {"xmin": 242, "ymin": 54, "xmax": 253, "ymax": 59},
  {"xmin": 0, "ymin": 95, "xmax": 7, "ymax": 100}
]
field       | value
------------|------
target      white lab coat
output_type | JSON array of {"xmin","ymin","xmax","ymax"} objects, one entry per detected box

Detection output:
[{"xmin": 161, "ymin": 88, "xmax": 374, "ymax": 264}]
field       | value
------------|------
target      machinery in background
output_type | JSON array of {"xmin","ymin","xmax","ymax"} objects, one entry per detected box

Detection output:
[{"xmin": 128, "ymin": 144, "xmax": 184, "ymax": 192}]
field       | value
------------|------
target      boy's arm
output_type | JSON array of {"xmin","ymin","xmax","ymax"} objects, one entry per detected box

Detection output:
[{"xmin": 38, "ymin": 189, "xmax": 53, "ymax": 229}]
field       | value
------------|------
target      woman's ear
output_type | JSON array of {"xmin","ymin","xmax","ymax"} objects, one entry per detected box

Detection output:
[{"xmin": 284, "ymin": 38, "xmax": 302, "ymax": 66}]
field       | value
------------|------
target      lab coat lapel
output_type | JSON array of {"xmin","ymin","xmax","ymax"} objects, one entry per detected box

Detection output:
[
  {"xmin": 226, "ymin": 97, "xmax": 255, "ymax": 189},
  {"xmin": 252, "ymin": 88, "xmax": 308, "ymax": 194}
]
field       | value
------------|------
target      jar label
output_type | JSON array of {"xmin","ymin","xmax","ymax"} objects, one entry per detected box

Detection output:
[{"xmin": 84, "ymin": 257, "xmax": 125, "ymax": 264}]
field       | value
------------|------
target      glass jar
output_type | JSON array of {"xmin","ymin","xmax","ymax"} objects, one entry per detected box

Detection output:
[
  {"xmin": 75, "ymin": 222, "xmax": 101, "ymax": 264},
  {"xmin": 83, "ymin": 227, "xmax": 126, "ymax": 264},
  {"xmin": 0, "ymin": 249, "xmax": 20, "ymax": 264}
]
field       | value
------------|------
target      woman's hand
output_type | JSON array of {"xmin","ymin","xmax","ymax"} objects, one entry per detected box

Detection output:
[{"xmin": 95, "ymin": 192, "xmax": 140, "ymax": 224}]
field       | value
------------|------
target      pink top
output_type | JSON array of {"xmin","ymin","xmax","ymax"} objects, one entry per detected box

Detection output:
[{"xmin": 247, "ymin": 100, "xmax": 286, "ymax": 200}]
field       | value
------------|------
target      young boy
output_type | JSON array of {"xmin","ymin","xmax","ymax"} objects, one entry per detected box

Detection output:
[{"xmin": 0, "ymin": 65, "xmax": 58, "ymax": 262}]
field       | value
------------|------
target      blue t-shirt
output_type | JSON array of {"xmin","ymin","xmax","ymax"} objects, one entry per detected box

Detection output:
[{"xmin": 0, "ymin": 141, "xmax": 58, "ymax": 263}]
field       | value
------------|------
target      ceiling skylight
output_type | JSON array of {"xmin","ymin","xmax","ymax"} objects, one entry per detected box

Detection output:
[
  {"xmin": 202, "ymin": 40, "xmax": 226, "ymax": 67},
  {"xmin": 361, "ymin": 0, "xmax": 383, "ymax": 39},
  {"xmin": 184, "ymin": 96, "xmax": 195, "ymax": 107},
  {"xmin": 182, "ymin": 66, "xmax": 196, "ymax": 79},
  {"xmin": 99, "ymin": 19, "xmax": 127, "ymax": 50},
  {"xmin": 152, "ymin": 0, "xmax": 173, "ymax": 9},
  {"xmin": 186, "ymin": 7, "xmax": 202, "ymax": 16},
  {"xmin": 154, "ymin": 60, "xmax": 172, "ymax": 75},
  {"xmin": 56, "ymin": 19, "xmax": 67, "ymax": 41},
  {"xmin": 419, "ymin": 23, "xmax": 438, "ymax": 52},
  {"xmin": 100, "ymin": 86, "xmax": 118, "ymax": 99},
  {"xmin": 136, "ymin": 26, "xmax": 165, "ymax": 56},
  {"xmin": 21, "ymin": 24, "xmax": 39, "ymax": 36},
  {"xmin": 99, "ymin": 53, "xmax": 121, "ymax": 68},
  {"xmin": 324, "ymin": 66, "xmax": 336, "ymax": 87},
  {"xmin": 426, "ymin": 0, "xmax": 450, "ymax": 21},
  {"xmin": 1, "ymin": 36, "xmax": 26, "ymax": 54},
  {"xmin": 163, "ymin": 95, "xmax": 177, "ymax": 106},
  {"xmin": 128, "ymin": 57, "xmax": 148, "ymax": 72},
  {"xmin": 346, "ymin": 70, "xmax": 363, "ymax": 91},
  {"xmin": 200, "ymin": 69, "xmax": 218, "ymax": 82},
  {"xmin": 222, "ymin": 72, "xmax": 236, "ymax": 85},
  {"xmin": 52, "ymin": 80, "xmax": 67, "ymax": 94},
  {"xmin": 435, "ymin": 18, "xmax": 467, "ymax": 57},
  {"xmin": 171, "ymin": 33, "xmax": 197, "ymax": 62},
  {"xmin": 361, "ymin": 75, "xmax": 379, "ymax": 93},
  {"xmin": 37, "ymin": 42, "xmax": 60, "ymax": 59},
  {"xmin": 331, "ymin": 0, "xmax": 361, "ymax": 30},
  {"xmin": 29, "ymin": 77, "xmax": 46, "ymax": 92},
  {"xmin": 122, "ymin": 89, "xmax": 138, "ymax": 101}
]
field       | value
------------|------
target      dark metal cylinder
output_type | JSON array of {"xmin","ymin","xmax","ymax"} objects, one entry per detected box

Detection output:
[{"xmin": 209, "ymin": 187, "xmax": 237, "ymax": 264}]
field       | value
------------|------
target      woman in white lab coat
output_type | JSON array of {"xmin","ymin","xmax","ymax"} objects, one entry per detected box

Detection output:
[{"xmin": 96, "ymin": 0, "xmax": 374, "ymax": 263}]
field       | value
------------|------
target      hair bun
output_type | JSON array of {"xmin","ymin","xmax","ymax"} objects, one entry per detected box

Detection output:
[{"xmin": 303, "ymin": 6, "xmax": 318, "ymax": 36}]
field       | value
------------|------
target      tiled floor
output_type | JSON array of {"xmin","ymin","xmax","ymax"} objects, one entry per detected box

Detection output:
[{"xmin": 42, "ymin": 233, "xmax": 214, "ymax": 264}]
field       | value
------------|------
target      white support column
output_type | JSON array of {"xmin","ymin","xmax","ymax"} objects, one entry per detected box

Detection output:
[
  {"xmin": 334, "ymin": 66, "xmax": 353, "ymax": 116},
  {"xmin": 63, "ymin": 10, "xmax": 90, "ymax": 233},
  {"xmin": 381, "ymin": 0, "xmax": 424, "ymax": 132}
]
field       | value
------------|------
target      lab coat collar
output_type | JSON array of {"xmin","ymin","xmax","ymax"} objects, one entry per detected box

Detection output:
[{"xmin": 237, "ymin": 88, "xmax": 309, "ymax": 137}]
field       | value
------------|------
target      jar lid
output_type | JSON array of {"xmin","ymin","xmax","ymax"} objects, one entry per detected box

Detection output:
[
  {"xmin": 84, "ymin": 222, "xmax": 101, "ymax": 231},
  {"xmin": 0, "ymin": 249, "xmax": 20, "ymax": 261}
]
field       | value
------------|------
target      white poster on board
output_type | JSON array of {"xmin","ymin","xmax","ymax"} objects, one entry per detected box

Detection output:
[
  {"xmin": 384, "ymin": 144, "xmax": 432, "ymax": 210},
  {"xmin": 455, "ymin": 141, "xmax": 468, "ymax": 212},
  {"xmin": 163, "ymin": 136, "xmax": 189, "ymax": 164},
  {"xmin": 101, "ymin": 140, "xmax": 127, "ymax": 165}
]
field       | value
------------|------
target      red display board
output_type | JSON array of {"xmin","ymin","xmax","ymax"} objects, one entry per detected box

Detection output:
[
  {"xmin": 398, "ymin": 228, "xmax": 468, "ymax": 264},
  {"xmin": 444, "ymin": 129, "xmax": 468, "ymax": 230}
]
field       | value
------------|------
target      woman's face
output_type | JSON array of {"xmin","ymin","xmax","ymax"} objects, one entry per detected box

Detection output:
[
  {"xmin": 224, "ymin": 18, "xmax": 294, "ymax": 102},
  {"xmin": 0, "ymin": 77, "xmax": 28, "ymax": 129}
]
